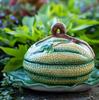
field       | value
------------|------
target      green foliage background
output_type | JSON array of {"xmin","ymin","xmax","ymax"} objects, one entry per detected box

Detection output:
[{"xmin": 0, "ymin": 0, "xmax": 99, "ymax": 72}]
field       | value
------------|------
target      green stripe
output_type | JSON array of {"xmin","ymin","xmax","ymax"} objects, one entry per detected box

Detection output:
[
  {"xmin": 24, "ymin": 59, "xmax": 93, "ymax": 66},
  {"xmin": 26, "ymin": 71, "xmax": 88, "ymax": 85},
  {"xmin": 54, "ymin": 49, "xmax": 81, "ymax": 55},
  {"xmin": 25, "ymin": 69, "xmax": 91, "ymax": 79}
]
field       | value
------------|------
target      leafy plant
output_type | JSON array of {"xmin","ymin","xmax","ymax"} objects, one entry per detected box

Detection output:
[
  {"xmin": 0, "ymin": 16, "xmax": 50, "ymax": 72},
  {"xmin": 0, "ymin": 45, "xmax": 28, "ymax": 72},
  {"xmin": 0, "ymin": 0, "xmax": 99, "ymax": 72}
]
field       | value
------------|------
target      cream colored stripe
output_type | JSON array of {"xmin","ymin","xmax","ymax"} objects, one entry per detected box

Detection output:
[
  {"xmin": 23, "ymin": 61, "xmax": 94, "ymax": 77},
  {"xmin": 30, "ymin": 52, "xmax": 90, "ymax": 64}
]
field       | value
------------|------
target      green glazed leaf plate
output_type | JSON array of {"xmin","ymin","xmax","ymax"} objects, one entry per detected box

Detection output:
[{"xmin": 6, "ymin": 68, "xmax": 99, "ymax": 92}]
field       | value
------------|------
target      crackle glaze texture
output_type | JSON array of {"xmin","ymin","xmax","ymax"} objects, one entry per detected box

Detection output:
[{"xmin": 23, "ymin": 23, "xmax": 95, "ymax": 85}]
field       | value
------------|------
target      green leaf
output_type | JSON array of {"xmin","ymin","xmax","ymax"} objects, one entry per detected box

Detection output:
[
  {"xmin": 4, "ymin": 28, "xmax": 14, "ymax": 35},
  {"xmin": 22, "ymin": 16, "xmax": 34, "ymax": 31},
  {"xmin": 71, "ymin": 25, "xmax": 92, "ymax": 32},
  {"xmin": 2, "ymin": 58, "xmax": 22, "ymax": 72},
  {"xmin": 74, "ymin": 19, "xmax": 99, "ymax": 25},
  {"xmin": 67, "ymin": 0, "xmax": 80, "ymax": 13},
  {"xmin": 0, "ymin": 45, "xmax": 28, "ymax": 72},
  {"xmin": 0, "ymin": 36, "xmax": 9, "ymax": 43},
  {"xmin": 0, "ymin": 47, "xmax": 19, "ymax": 57},
  {"xmin": 71, "ymin": 18, "xmax": 99, "ymax": 32},
  {"xmin": 39, "ymin": 4, "xmax": 49, "ymax": 14},
  {"xmin": 0, "ymin": 45, "xmax": 28, "ymax": 57},
  {"xmin": 17, "ymin": 45, "xmax": 28, "ymax": 58},
  {"xmin": 68, "ymin": 0, "xmax": 75, "ymax": 10},
  {"xmin": 9, "ymin": 39, "xmax": 17, "ymax": 47},
  {"xmin": 79, "ymin": 34, "xmax": 99, "ymax": 45}
]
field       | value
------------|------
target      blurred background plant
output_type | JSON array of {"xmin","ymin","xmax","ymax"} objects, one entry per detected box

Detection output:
[{"xmin": 0, "ymin": 0, "xmax": 99, "ymax": 74}]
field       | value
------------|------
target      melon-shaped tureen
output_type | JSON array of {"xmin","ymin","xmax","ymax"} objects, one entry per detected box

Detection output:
[{"xmin": 23, "ymin": 23, "xmax": 95, "ymax": 85}]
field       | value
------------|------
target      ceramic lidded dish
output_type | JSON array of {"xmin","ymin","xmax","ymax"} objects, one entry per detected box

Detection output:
[{"xmin": 23, "ymin": 23, "xmax": 95, "ymax": 86}]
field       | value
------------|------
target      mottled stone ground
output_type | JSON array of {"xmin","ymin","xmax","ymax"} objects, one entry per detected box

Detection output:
[{"xmin": 15, "ymin": 86, "xmax": 99, "ymax": 100}]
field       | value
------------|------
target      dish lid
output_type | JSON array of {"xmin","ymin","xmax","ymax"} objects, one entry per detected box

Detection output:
[{"xmin": 24, "ymin": 23, "xmax": 95, "ymax": 65}]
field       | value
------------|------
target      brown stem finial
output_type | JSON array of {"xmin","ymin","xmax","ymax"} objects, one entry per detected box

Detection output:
[{"xmin": 51, "ymin": 23, "xmax": 67, "ymax": 37}]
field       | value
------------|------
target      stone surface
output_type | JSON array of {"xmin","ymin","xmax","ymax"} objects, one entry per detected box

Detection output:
[{"xmin": 15, "ymin": 86, "xmax": 99, "ymax": 100}]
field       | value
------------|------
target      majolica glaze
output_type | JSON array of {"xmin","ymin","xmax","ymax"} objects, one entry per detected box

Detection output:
[{"xmin": 23, "ymin": 23, "xmax": 95, "ymax": 85}]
